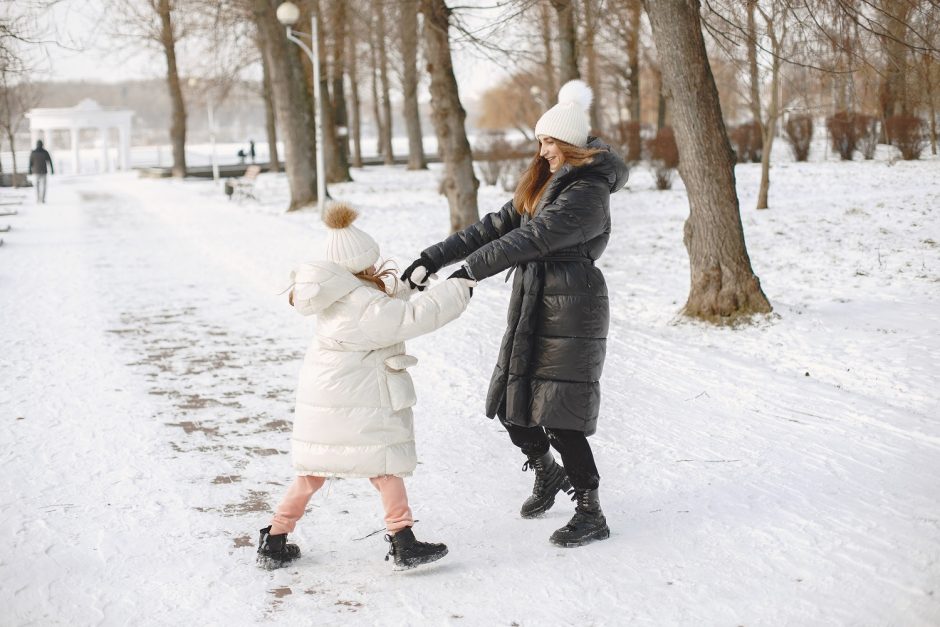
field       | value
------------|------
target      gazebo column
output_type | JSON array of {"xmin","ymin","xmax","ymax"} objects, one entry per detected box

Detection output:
[
  {"xmin": 30, "ymin": 128, "xmax": 40, "ymax": 150},
  {"xmin": 99, "ymin": 127, "xmax": 110, "ymax": 173},
  {"xmin": 118, "ymin": 123, "xmax": 130, "ymax": 171},
  {"xmin": 70, "ymin": 128, "xmax": 81, "ymax": 175},
  {"xmin": 42, "ymin": 129, "xmax": 52, "ymax": 149}
]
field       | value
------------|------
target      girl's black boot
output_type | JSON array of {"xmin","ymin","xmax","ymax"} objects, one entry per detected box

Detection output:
[
  {"xmin": 256, "ymin": 525, "xmax": 301, "ymax": 570},
  {"xmin": 520, "ymin": 450, "xmax": 571, "ymax": 518},
  {"xmin": 384, "ymin": 527, "xmax": 448, "ymax": 570},
  {"xmin": 549, "ymin": 488, "xmax": 610, "ymax": 547}
]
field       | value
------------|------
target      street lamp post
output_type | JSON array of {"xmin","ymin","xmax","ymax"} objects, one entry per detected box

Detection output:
[
  {"xmin": 277, "ymin": 1, "xmax": 327, "ymax": 214},
  {"xmin": 207, "ymin": 95, "xmax": 219, "ymax": 183}
]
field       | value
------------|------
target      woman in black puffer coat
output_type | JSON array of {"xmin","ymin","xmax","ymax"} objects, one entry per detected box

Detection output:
[{"xmin": 402, "ymin": 81, "xmax": 628, "ymax": 547}]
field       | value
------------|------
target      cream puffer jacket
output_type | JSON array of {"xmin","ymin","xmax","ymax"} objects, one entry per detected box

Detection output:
[{"xmin": 288, "ymin": 260, "xmax": 474, "ymax": 478}]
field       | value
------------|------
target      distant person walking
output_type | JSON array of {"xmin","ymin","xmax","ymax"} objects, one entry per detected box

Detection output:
[
  {"xmin": 248, "ymin": 139, "xmax": 256, "ymax": 163},
  {"xmin": 28, "ymin": 140, "xmax": 54, "ymax": 204}
]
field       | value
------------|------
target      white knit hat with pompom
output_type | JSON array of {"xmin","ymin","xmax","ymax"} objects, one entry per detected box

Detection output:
[
  {"xmin": 322, "ymin": 202, "xmax": 380, "ymax": 273},
  {"xmin": 534, "ymin": 80, "xmax": 593, "ymax": 147}
]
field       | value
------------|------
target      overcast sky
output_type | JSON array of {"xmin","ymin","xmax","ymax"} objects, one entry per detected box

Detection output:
[{"xmin": 22, "ymin": 0, "xmax": 513, "ymax": 101}]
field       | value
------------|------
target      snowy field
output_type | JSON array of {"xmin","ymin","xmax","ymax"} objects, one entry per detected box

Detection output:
[{"xmin": 1, "ymin": 151, "xmax": 938, "ymax": 625}]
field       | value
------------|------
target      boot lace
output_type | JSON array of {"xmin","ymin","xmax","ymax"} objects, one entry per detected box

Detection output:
[{"xmin": 522, "ymin": 457, "xmax": 550, "ymax": 493}]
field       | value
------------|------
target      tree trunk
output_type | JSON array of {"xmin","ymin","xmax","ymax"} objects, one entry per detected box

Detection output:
[
  {"xmin": 923, "ymin": 52, "xmax": 938, "ymax": 155},
  {"xmin": 400, "ymin": 0, "xmax": 427, "ymax": 170},
  {"xmin": 655, "ymin": 65, "xmax": 667, "ymax": 130},
  {"xmin": 643, "ymin": 0, "xmax": 771, "ymax": 321},
  {"xmin": 259, "ymin": 40, "xmax": 280, "ymax": 173},
  {"xmin": 420, "ymin": 0, "xmax": 479, "ymax": 233},
  {"xmin": 539, "ymin": 1, "xmax": 557, "ymax": 99},
  {"xmin": 550, "ymin": 0, "xmax": 579, "ymax": 84},
  {"xmin": 582, "ymin": 0, "xmax": 600, "ymax": 130},
  {"xmin": 756, "ymin": 12, "xmax": 784, "ymax": 211},
  {"xmin": 627, "ymin": 0, "xmax": 641, "ymax": 121},
  {"xmin": 746, "ymin": 0, "xmax": 762, "ymax": 122},
  {"xmin": 5, "ymin": 130, "xmax": 16, "ymax": 180},
  {"xmin": 879, "ymin": 0, "xmax": 912, "ymax": 124},
  {"xmin": 314, "ymin": 0, "xmax": 351, "ymax": 183},
  {"xmin": 252, "ymin": 0, "xmax": 319, "ymax": 211},
  {"xmin": 367, "ymin": 10, "xmax": 385, "ymax": 159},
  {"xmin": 157, "ymin": 0, "xmax": 187, "ymax": 178},
  {"xmin": 330, "ymin": 0, "xmax": 351, "ymax": 168},
  {"xmin": 376, "ymin": 0, "xmax": 395, "ymax": 165},
  {"xmin": 346, "ymin": 7, "xmax": 363, "ymax": 168}
]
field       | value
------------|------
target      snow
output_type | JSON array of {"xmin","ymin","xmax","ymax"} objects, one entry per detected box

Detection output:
[{"xmin": 1, "ymin": 151, "xmax": 938, "ymax": 625}]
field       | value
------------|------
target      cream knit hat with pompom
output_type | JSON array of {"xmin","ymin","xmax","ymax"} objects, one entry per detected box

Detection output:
[
  {"xmin": 322, "ymin": 202, "xmax": 380, "ymax": 273},
  {"xmin": 534, "ymin": 80, "xmax": 593, "ymax": 147}
]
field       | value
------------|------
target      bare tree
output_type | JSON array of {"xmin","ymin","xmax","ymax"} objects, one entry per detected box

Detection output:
[
  {"xmin": 643, "ymin": 0, "xmax": 772, "ymax": 321},
  {"xmin": 157, "ymin": 0, "xmax": 187, "ymax": 177},
  {"xmin": 328, "ymin": 0, "xmax": 351, "ymax": 171},
  {"xmin": 539, "ymin": 1, "xmax": 558, "ymax": 97},
  {"xmin": 346, "ymin": 1, "xmax": 364, "ymax": 167},
  {"xmin": 367, "ymin": 5, "xmax": 385, "ymax": 160},
  {"xmin": 400, "ymin": 0, "xmax": 427, "ymax": 169},
  {"xmin": 582, "ymin": 0, "xmax": 601, "ymax": 130},
  {"xmin": 258, "ymin": 36, "xmax": 280, "ymax": 172},
  {"xmin": 313, "ymin": 0, "xmax": 350, "ymax": 183},
  {"xmin": 420, "ymin": 0, "xmax": 479, "ymax": 232},
  {"xmin": 375, "ymin": 0, "xmax": 395, "ymax": 165},
  {"xmin": 0, "ymin": 70, "xmax": 37, "ymax": 182},
  {"xmin": 550, "ymin": 0, "xmax": 580, "ymax": 83},
  {"xmin": 252, "ymin": 0, "xmax": 319, "ymax": 210},
  {"xmin": 104, "ymin": 0, "xmax": 190, "ymax": 177}
]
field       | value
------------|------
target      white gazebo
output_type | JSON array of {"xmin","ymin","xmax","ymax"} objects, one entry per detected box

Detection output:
[{"xmin": 25, "ymin": 99, "xmax": 133, "ymax": 174}]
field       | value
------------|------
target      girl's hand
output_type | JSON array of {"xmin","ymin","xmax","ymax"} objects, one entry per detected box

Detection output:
[{"xmin": 401, "ymin": 255, "xmax": 439, "ymax": 290}]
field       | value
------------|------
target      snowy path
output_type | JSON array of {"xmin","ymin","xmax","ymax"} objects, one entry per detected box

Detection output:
[{"xmin": 2, "ymin": 161, "xmax": 938, "ymax": 625}]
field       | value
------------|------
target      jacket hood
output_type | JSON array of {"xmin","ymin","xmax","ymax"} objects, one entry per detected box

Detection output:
[
  {"xmin": 559, "ymin": 137, "xmax": 629, "ymax": 194},
  {"xmin": 290, "ymin": 260, "xmax": 363, "ymax": 315}
]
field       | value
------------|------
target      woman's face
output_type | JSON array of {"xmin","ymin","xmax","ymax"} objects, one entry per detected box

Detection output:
[{"xmin": 539, "ymin": 137, "xmax": 565, "ymax": 173}]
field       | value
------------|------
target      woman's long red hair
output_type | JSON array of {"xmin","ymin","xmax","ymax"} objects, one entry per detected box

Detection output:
[{"xmin": 513, "ymin": 140, "xmax": 601, "ymax": 215}]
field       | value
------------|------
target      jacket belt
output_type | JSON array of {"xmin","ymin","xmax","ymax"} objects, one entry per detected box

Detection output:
[{"xmin": 505, "ymin": 255, "xmax": 594, "ymax": 282}]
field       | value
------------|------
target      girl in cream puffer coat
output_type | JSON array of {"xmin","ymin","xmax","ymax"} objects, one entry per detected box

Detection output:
[{"xmin": 256, "ymin": 203, "xmax": 475, "ymax": 571}]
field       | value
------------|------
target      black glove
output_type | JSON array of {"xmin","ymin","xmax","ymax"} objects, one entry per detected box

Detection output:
[
  {"xmin": 401, "ymin": 254, "xmax": 439, "ymax": 291},
  {"xmin": 448, "ymin": 266, "xmax": 474, "ymax": 297}
]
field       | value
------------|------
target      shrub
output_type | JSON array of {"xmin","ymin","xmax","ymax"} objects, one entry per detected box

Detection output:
[
  {"xmin": 728, "ymin": 121, "xmax": 763, "ymax": 163},
  {"xmin": 784, "ymin": 115, "xmax": 813, "ymax": 162},
  {"xmin": 474, "ymin": 132, "xmax": 515, "ymax": 186},
  {"xmin": 854, "ymin": 114, "xmax": 879, "ymax": 160},
  {"xmin": 826, "ymin": 111, "xmax": 859, "ymax": 160},
  {"xmin": 647, "ymin": 126, "xmax": 679, "ymax": 190},
  {"xmin": 614, "ymin": 120, "xmax": 643, "ymax": 164},
  {"xmin": 886, "ymin": 115, "xmax": 927, "ymax": 160}
]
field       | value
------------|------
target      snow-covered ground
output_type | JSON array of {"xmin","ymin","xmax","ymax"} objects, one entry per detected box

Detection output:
[{"xmin": 1, "ymin": 152, "xmax": 938, "ymax": 625}]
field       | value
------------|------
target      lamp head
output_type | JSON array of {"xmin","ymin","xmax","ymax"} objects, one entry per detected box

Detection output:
[{"xmin": 276, "ymin": 1, "xmax": 300, "ymax": 26}]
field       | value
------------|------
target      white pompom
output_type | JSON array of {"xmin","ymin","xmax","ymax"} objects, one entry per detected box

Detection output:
[{"xmin": 556, "ymin": 80, "xmax": 593, "ymax": 111}]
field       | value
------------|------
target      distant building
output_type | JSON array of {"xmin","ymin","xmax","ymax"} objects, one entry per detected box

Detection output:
[{"xmin": 25, "ymin": 99, "xmax": 133, "ymax": 174}]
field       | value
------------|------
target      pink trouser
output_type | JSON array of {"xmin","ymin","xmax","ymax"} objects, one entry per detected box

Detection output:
[{"xmin": 269, "ymin": 475, "xmax": 414, "ymax": 535}]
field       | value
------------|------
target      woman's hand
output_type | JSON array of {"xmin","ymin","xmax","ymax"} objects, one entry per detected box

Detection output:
[
  {"xmin": 447, "ymin": 266, "xmax": 475, "ymax": 296},
  {"xmin": 401, "ymin": 254, "xmax": 440, "ymax": 291}
]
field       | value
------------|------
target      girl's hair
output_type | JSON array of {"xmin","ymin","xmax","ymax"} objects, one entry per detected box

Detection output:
[
  {"xmin": 513, "ymin": 139, "xmax": 601, "ymax": 215},
  {"xmin": 355, "ymin": 260, "xmax": 399, "ymax": 295}
]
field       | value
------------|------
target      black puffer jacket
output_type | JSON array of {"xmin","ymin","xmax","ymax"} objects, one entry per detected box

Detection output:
[{"xmin": 422, "ymin": 138, "xmax": 628, "ymax": 434}]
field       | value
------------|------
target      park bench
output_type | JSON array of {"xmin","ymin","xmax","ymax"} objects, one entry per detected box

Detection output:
[
  {"xmin": 225, "ymin": 165, "xmax": 262, "ymax": 202},
  {"xmin": 0, "ymin": 192, "xmax": 23, "ymax": 247}
]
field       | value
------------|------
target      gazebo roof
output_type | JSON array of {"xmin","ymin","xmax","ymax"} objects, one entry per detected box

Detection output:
[{"xmin": 26, "ymin": 99, "xmax": 134, "ymax": 129}]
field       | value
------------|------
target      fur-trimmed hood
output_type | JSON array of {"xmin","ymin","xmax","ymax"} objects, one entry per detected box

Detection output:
[{"xmin": 289, "ymin": 260, "xmax": 362, "ymax": 316}]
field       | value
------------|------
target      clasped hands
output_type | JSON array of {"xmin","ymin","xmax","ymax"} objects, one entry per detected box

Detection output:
[{"xmin": 401, "ymin": 255, "xmax": 474, "ymax": 295}]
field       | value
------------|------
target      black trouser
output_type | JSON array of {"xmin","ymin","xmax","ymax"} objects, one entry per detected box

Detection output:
[{"xmin": 504, "ymin": 423, "xmax": 600, "ymax": 491}]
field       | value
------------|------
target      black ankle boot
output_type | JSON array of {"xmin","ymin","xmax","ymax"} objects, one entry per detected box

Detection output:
[
  {"xmin": 384, "ymin": 527, "xmax": 448, "ymax": 570},
  {"xmin": 520, "ymin": 450, "xmax": 571, "ymax": 518},
  {"xmin": 256, "ymin": 525, "xmax": 301, "ymax": 570},
  {"xmin": 549, "ymin": 488, "xmax": 610, "ymax": 547}
]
